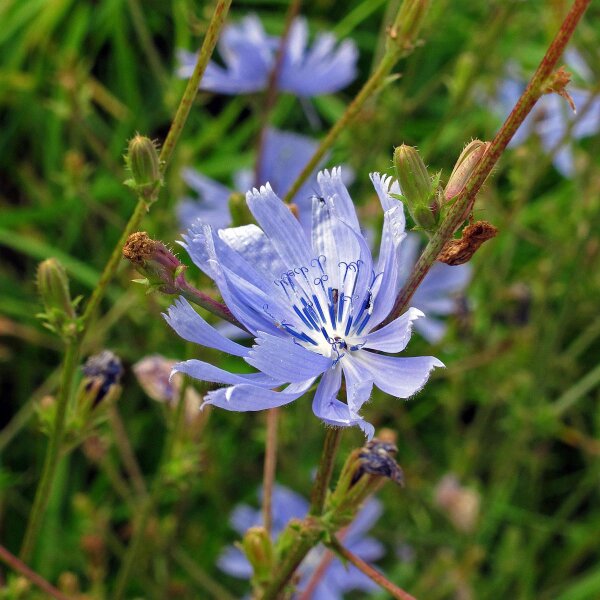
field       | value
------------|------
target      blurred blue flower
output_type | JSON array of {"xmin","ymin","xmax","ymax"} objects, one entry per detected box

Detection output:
[
  {"xmin": 398, "ymin": 234, "xmax": 471, "ymax": 343},
  {"xmin": 178, "ymin": 128, "xmax": 324, "ymax": 232},
  {"xmin": 165, "ymin": 168, "xmax": 442, "ymax": 438},
  {"xmin": 177, "ymin": 15, "xmax": 358, "ymax": 97},
  {"xmin": 218, "ymin": 484, "xmax": 384, "ymax": 599},
  {"xmin": 494, "ymin": 55, "xmax": 600, "ymax": 177}
]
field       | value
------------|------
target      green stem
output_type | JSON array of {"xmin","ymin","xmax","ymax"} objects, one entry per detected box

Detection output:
[
  {"xmin": 283, "ymin": 50, "xmax": 398, "ymax": 203},
  {"xmin": 380, "ymin": 0, "xmax": 591, "ymax": 327},
  {"xmin": 309, "ymin": 427, "xmax": 343, "ymax": 516},
  {"xmin": 282, "ymin": 0, "xmax": 430, "ymax": 203},
  {"xmin": 19, "ymin": 340, "xmax": 79, "ymax": 562},
  {"xmin": 159, "ymin": 0, "xmax": 232, "ymax": 174},
  {"xmin": 328, "ymin": 535, "xmax": 416, "ymax": 600},
  {"xmin": 262, "ymin": 407, "xmax": 280, "ymax": 534}
]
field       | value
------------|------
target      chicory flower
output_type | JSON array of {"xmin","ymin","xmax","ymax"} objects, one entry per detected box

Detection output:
[
  {"xmin": 177, "ymin": 15, "xmax": 358, "ymax": 97},
  {"xmin": 218, "ymin": 484, "xmax": 384, "ymax": 599},
  {"xmin": 164, "ymin": 168, "xmax": 443, "ymax": 438}
]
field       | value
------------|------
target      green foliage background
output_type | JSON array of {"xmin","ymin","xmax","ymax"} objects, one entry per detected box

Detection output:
[{"xmin": 1, "ymin": 0, "xmax": 599, "ymax": 598}]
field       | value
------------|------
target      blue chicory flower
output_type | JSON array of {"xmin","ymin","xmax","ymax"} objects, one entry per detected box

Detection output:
[
  {"xmin": 178, "ymin": 128, "xmax": 324, "ymax": 233},
  {"xmin": 218, "ymin": 484, "xmax": 384, "ymax": 599},
  {"xmin": 494, "ymin": 55, "xmax": 600, "ymax": 177},
  {"xmin": 164, "ymin": 167, "xmax": 443, "ymax": 438},
  {"xmin": 398, "ymin": 234, "xmax": 471, "ymax": 343},
  {"xmin": 177, "ymin": 15, "xmax": 358, "ymax": 97}
]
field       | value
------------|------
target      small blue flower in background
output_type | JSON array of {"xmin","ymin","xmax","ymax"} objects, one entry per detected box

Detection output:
[
  {"xmin": 178, "ymin": 128, "xmax": 324, "ymax": 233},
  {"xmin": 494, "ymin": 51, "xmax": 600, "ymax": 177},
  {"xmin": 218, "ymin": 484, "xmax": 384, "ymax": 599},
  {"xmin": 164, "ymin": 168, "xmax": 443, "ymax": 438},
  {"xmin": 398, "ymin": 234, "xmax": 471, "ymax": 343},
  {"xmin": 177, "ymin": 15, "xmax": 358, "ymax": 97}
]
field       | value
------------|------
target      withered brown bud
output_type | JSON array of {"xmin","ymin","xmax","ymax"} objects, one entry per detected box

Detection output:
[
  {"xmin": 543, "ymin": 66, "xmax": 575, "ymax": 112},
  {"xmin": 438, "ymin": 220, "xmax": 498, "ymax": 266},
  {"xmin": 351, "ymin": 439, "xmax": 404, "ymax": 486}
]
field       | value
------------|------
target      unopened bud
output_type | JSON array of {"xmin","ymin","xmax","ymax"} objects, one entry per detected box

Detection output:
[
  {"xmin": 242, "ymin": 526, "xmax": 274, "ymax": 583},
  {"xmin": 37, "ymin": 258, "xmax": 75, "ymax": 320},
  {"xmin": 444, "ymin": 140, "xmax": 489, "ymax": 201},
  {"xmin": 123, "ymin": 232, "xmax": 186, "ymax": 294},
  {"xmin": 394, "ymin": 145, "xmax": 439, "ymax": 231},
  {"xmin": 81, "ymin": 350, "xmax": 123, "ymax": 407},
  {"xmin": 126, "ymin": 135, "xmax": 162, "ymax": 195},
  {"xmin": 388, "ymin": 0, "xmax": 430, "ymax": 55}
]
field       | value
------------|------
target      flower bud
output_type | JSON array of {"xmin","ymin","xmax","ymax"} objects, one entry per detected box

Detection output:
[
  {"xmin": 242, "ymin": 526, "xmax": 274, "ymax": 584},
  {"xmin": 37, "ymin": 258, "xmax": 76, "ymax": 319},
  {"xmin": 81, "ymin": 350, "xmax": 123, "ymax": 408},
  {"xmin": 394, "ymin": 145, "xmax": 439, "ymax": 231},
  {"xmin": 388, "ymin": 0, "xmax": 430, "ymax": 55},
  {"xmin": 444, "ymin": 140, "xmax": 489, "ymax": 201},
  {"xmin": 126, "ymin": 135, "xmax": 162, "ymax": 195}
]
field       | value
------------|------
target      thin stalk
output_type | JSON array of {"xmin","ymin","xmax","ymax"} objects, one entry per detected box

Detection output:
[
  {"xmin": 262, "ymin": 408, "xmax": 279, "ymax": 534},
  {"xmin": 381, "ymin": 0, "xmax": 592, "ymax": 327},
  {"xmin": 282, "ymin": 0, "xmax": 431, "ymax": 203},
  {"xmin": 159, "ymin": 0, "xmax": 232, "ymax": 173},
  {"xmin": 254, "ymin": 0, "xmax": 302, "ymax": 186},
  {"xmin": 0, "ymin": 544, "xmax": 71, "ymax": 600},
  {"xmin": 19, "ymin": 340, "xmax": 79, "ymax": 562},
  {"xmin": 109, "ymin": 406, "xmax": 148, "ymax": 498},
  {"xmin": 283, "ymin": 50, "xmax": 398, "ymax": 203},
  {"xmin": 112, "ymin": 374, "xmax": 191, "ymax": 599},
  {"xmin": 309, "ymin": 427, "xmax": 343, "ymax": 516},
  {"xmin": 328, "ymin": 535, "xmax": 417, "ymax": 600}
]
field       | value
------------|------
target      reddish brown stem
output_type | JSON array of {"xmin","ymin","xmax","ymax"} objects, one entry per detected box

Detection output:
[
  {"xmin": 0, "ymin": 544, "xmax": 72, "ymax": 600},
  {"xmin": 328, "ymin": 536, "xmax": 417, "ymax": 600},
  {"xmin": 381, "ymin": 0, "xmax": 592, "ymax": 326}
]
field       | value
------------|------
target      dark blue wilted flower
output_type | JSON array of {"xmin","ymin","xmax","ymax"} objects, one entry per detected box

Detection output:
[
  {"xmin": 397, "ymin": 234, "xmax": 471, "ymax": 343},
  {"xmin": 178, "ymin": 128, "xmax": 328, "ymax": 233},
  {"xmin": 218, "ymin": 484, "xmax": 384, "ymax": 599},
  {"xmin": 164, "ymin": 168, "xmax": 443, "ymax": 438},
  {"xmin": 177, "ymin": 15, "xmax": 358, "ymax": 97},
  {"xmin": 494, "ymin": 53, "xmax": 600, "ymax": 177}
]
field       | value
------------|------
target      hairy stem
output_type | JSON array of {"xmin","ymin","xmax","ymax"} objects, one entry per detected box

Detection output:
[
  {"xmin": 328, "ymin": 535, "xmax": 417, "ymax": 600},
  {"xmin": 0, "ymin": 544, "xmax": 71, "ymax": 600},
  {"xmin": 381, "ymin": 0, "xmax": 592, "ymax": 327},
  {"xmin": 309, "ymin": 427, "xmax": 343, "ymax": 516}
]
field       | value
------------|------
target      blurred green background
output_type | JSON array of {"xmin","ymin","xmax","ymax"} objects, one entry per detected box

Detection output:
[{"xmin": 1, "ymin": 0, "xmax": 599, "ymax": 598}]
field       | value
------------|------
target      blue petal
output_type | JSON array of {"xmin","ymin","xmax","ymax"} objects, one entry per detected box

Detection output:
[
  {"xmin": 317, "ymin": 167, "xmax": 360, "ymax": 233},
  {"xmin": 246, "ymin": 332, "xmax": 332, "ymax": 383},
  {"xmin": 172, "ymin": 359, "xmax": 283, "ymax": 387},
  {"xmin": 345, "ymin": 499, "xmax": 383, "ymax": 542},
  {"xmin": 354, "ymin": 351, "xmax": 444, "ymax": 398},
  {"xmin": 363, "ymin": 307, "xmax": 423, "ymax": 352},
  {"xmin": 312, "ymin": 367, "xmax": 374, "ymax": 437},
  {"xmin": 163, "ymin": 297, "xmax": 250, "ymax": 357},
  {"xmin": 217, "ymin": 546, "xmax": 253, "ymax": 579},
  {"xmin": 204, "ymin": 378, "xmax": 315, "ymax": 411},
  {"xmin": 246, "ymin": 183, "xmax": 313, "ymax": 268}
]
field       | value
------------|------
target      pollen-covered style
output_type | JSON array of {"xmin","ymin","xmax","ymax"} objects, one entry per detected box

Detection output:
[
  {"xmin": 164, "ymin": 168, "xmax": 442, "ymax": 437},
  {"xmin": 177, "ymin": 15, "xmax": 358, "ymax": 97}
]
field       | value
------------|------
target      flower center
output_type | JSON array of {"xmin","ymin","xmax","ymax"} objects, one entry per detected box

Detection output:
[{"xmin": 269, "ymin": 254, "xmax": 380, "ymax": 362}]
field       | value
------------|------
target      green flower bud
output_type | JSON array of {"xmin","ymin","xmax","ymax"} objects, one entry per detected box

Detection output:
[
  {"xmin": 37, "ymin": 258, "xmax": 75, "ymax": 319},
  {"xmin": 126, "ymin": 135, "xmax": 162, "ymax": 195},
  {"xmin": 393, "ymin": 144, "xmax": 439, "ymax": 231},
  {"xmin": 242, "ymin": 526, "xmax": 274, "ymax": 584},
  {"xmin": 444, "ymin": 140, "xmax": 489, "ymax": 201},
  {"xmin": 388, "ymin": 0, "xmax": 431, "ymax": 55}
]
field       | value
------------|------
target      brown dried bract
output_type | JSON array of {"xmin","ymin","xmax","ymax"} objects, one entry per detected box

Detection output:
[
  {"xmin": 438, "ymin": 220, "xmax": 498, "ymax": 266},
  {"xmin": 543, "ymin": 66, "xmax": 576, "ymax": 112},
  {"xmin": 122, "ymin": 231, "xmax": 154, "ymax": 265}
]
